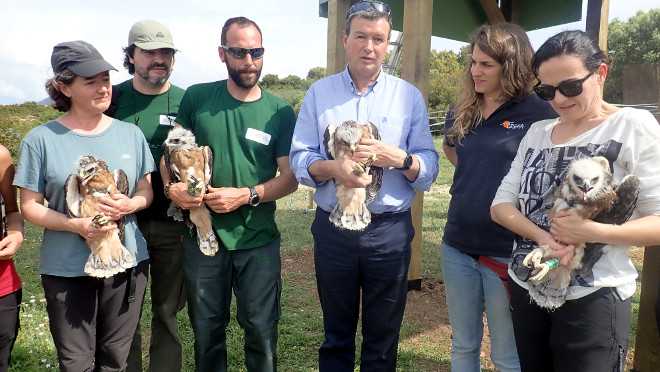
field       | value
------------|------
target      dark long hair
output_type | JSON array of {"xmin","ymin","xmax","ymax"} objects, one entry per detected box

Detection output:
[{"xmin": 531, "ymin": 30, "xmax": 607, "ymax": 77}]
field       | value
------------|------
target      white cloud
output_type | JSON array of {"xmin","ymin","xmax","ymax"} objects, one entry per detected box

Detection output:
[{"xmin": 0, "ymin": 0, "xmax": 656, "ymax": 104}]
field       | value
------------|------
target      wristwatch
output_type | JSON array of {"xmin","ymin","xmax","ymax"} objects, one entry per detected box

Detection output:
[
  {"xmin": 396, "ymin": 152, "xmax": 413, "ymax": 171},
  {"xmin": 164, "ymin": 181, "xmax": 175, "ymax": 199},
  {"xmin": 248, "ymin": 186, "xmax": 260, "ymax": 207}
]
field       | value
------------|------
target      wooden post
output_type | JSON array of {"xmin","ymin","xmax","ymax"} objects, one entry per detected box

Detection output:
[
  {"xmin": 401, "ymin": 0, "xmax": 433, "ymax": 291},
  {"xmin": 326, "ymin": 0, "xmax": 353, "ymax": 76},
  {"xmin": 585, "ymin": 0, "xmax": 610, "ymax": 96},
  {"xmin": 633, "ymin": 247, "xmax": 660, "ymax": 372}
]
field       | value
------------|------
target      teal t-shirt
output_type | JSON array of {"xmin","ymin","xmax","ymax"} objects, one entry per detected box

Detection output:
[
  {"xmin": 112, "ymin": 80, "xmax": 185, "ymax": 220},
  {"xmin": 13, "ymin": 119, "xmax": 156, "ymax": 276},
  {"xmin": 176, "ymin": 80, "xmax": 296, "ymax": 250}
]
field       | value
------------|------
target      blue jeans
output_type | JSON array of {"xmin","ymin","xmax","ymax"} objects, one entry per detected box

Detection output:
[{"xmin": 441, "ymin": 242, "xmax": 520, "ymax": 372}]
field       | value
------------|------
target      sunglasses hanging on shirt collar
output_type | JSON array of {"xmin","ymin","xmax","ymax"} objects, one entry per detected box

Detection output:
[{"xmin": 221, "ymin": 46, "xmax": 265, "ymax": 60}]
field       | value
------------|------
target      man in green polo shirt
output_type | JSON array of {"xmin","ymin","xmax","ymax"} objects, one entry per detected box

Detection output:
[
  {"xmin": 105, "ymin": 19, "xmax": 187, "ymax": 372},
  {"xmin": 161, "ymin": 16, "xmax": 298, "ymax": 371}
]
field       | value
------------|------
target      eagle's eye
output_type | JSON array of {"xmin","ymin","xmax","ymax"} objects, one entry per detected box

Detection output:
[
  {"xmin": 572, "ymin": 175, "xmax": 582, "ymax": 184},
  {"xmin": 590, "ymin": 178, "xmax": 599, "ymax": 185}
]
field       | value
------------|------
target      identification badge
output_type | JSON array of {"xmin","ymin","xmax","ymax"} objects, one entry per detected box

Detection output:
[
  {"xmin": 245, "ymin": 128, "xmax": 271, "ymax": 146},
  {"xmin": 159, "ymin": 115, "xmax": 176, "ymax": 126}
]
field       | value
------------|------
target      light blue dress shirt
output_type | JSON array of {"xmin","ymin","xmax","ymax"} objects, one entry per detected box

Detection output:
[{"xmin": 290, "ymin": 67, "xmax": 439, "ymax": 214}]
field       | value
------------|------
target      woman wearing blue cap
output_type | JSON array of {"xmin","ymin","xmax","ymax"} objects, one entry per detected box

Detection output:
[{"xmin": 13, "ymin": 40, "xmax": 155, "ymax": 371}]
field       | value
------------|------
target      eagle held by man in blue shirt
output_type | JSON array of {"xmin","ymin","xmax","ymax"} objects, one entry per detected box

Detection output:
[{"xmin": 323, "ymin": 120, "xmax": 383, "ymax": 230}]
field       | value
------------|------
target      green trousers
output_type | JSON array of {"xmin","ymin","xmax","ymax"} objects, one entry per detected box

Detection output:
[{"xmin": 182, "ymin": 236, "xmax": 282, "ymax": 372}]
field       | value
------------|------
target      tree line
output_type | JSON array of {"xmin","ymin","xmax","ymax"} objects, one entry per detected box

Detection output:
[{"xmin": 261, "ymin": 8, "xmax": 660, "ymax": 113}]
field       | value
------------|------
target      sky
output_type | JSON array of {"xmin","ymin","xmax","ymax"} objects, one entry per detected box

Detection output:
[{"xmin": 0, "ymin": 0, "xmax": 657, "ymax": 105}]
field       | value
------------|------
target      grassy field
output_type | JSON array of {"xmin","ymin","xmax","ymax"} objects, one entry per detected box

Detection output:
[{"xmin": 6, "ymin": 139, "xmax": 643, "ymax": 371}]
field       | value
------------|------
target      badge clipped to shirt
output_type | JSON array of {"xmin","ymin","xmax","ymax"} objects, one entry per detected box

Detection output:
[
  {"xmin": 159, "ymin": 115, "xmax": 176, "ymax": 126},
  {"xmin": 245, "ymin": 128, "xmax": 271, "ymax": 146}
]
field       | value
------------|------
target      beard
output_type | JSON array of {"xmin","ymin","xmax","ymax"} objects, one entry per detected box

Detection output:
[
  {"xmin": 135, "ymin": 62, "xmax": 171, "ymax": 86},
  {"xmin": 227, "ymin": 64, "xmax": 262, "ymax": 89}
]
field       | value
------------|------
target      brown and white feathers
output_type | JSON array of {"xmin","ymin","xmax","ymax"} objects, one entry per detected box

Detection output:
[
  {"xmin": 523, "ymin": 156, "xmax": 639, "ymax": 308},
  {"xmin": 64, "ymin": 155, "xmax": 135, "ymax": 278},
  {"xmin": 163, "ymin": 126, "xmax": 218, "ymax": 256},
  {"xmin": 323, "ymin": 120, "xmax": 383, "ymax": 230}
]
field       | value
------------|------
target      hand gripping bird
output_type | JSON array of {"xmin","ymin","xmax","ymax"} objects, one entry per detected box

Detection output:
[
  {"xmin": 323, "ymin": 120, "xmax": 383, "ymax": 230},
  {"xmin": 163, "ymin": 126, "xmax": 219, "ymax": 256},
  {"xmin": 64, "ymin": 155, "xmax": 135, "ymax": 278},
  {"xmin": 523, "ymin": 156, "xmax": 640, "ymax": 309}
]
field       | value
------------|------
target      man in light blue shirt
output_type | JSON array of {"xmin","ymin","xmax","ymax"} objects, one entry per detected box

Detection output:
[{"xmin": 289, "ymin": 2, "xmax": 438, "ymax": 371}]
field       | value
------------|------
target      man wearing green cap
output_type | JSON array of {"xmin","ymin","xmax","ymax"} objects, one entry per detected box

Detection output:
[{"xmin": 104, "ymin": 19, "xmax": 187, "ymax": 372}]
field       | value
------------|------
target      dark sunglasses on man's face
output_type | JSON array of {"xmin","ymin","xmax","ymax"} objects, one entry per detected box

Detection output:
[
  {"xmin": 533, "ymin": 70, "xmax": 595, "ymax": 101},
  {"xmin": 346, "ymin": 1, "xmax": 391, "ymax": 19},
  {"xmin": 221, "ymin": 46, "xmax": 265, "ymax": 60}
]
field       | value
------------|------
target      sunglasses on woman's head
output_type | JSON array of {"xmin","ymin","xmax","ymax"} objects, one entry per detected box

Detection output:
[
  {"xmin": 346, "ymin": 1, "xmax": 391, "ymax": 19},
  {"xmin": 221, "ymin": 46, "xmax": 265, "ymax": 60},
  {"xmin": 533, "ymin": 70, "xmax": 595, "ymax": 101}
]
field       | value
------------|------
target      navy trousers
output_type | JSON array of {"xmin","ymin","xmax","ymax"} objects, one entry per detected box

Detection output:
[{"xmin": 312, "ymin": 208, "xmax": 413, "ymax": 372}]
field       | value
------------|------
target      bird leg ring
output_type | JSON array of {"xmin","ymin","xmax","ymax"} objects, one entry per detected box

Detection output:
[
  {"xmin": 529, "ymin": 258, "xmax": 560, "ymax": 281},
  {"xmin": 353, "ymin": 154, "xmax": 377, "ymax": 176}
]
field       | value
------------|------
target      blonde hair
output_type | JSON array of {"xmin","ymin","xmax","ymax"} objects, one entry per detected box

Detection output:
[{"xmin": 447, "ymin": 23, "xmax": 535, "ymax": 144}]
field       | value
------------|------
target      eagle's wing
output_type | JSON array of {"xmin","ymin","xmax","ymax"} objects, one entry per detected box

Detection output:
[
  {"xmin": 323, "ymin": 124, "xmax": 336, "ymax": 160},
  {"xmin": 113, "ymin": 169, "xmax": 129, "ymax": 242},
  {"xmin": 201, "ymin": 146, "xmax": 213, "ymax": 189},
  {"xmin": 593, "ymin": 174, "xmax": 640, "ymax": 225},
  {"xmin": 64, "ymin": 173, "xmax": 82, "ymax": 218},
  {"xmin": 364, "ymin": 122, "xmax": 382, "ymax": 204},
  {"xmin": 164, "ymin": 147, "xmax": 181, "ymax": 183},
  {"xmin": 579, "ymin": 174, "xmax": 641, "ymax": 276}
]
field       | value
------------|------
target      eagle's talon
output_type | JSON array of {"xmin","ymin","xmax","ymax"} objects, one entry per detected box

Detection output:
[
  {"xmin": 353, "ymin": 162, "xmax": 365, "ymax": 176},
  {"xmin": 528, "ymin": 258, "xmax": 560, "ymax": 281},
  {"xmin": 523, "ymin": 248, "xmax": 546, "ymax": 268},
  {"xmin": 92, "ymin": 213, "xmax": 109, "ymax": 228}
]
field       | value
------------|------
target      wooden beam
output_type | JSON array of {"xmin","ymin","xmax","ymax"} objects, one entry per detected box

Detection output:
[
  {"xmin": 479, "ymin": 0, "xmax": 506, "ymax": 24},
  {"xmin": 401, "ymin": 0, "xmax": 433, "ymax": 290},
  {"xmin": 585, "ymin": 0, "xmax": 610, "ymax": 52},
  {"xmin": 326, "ymin": 0, "xmax": 353, "ymax": 75},
  {"xmin": 633, "ymin": 247, "xmax": 660, "ymax": 371}
]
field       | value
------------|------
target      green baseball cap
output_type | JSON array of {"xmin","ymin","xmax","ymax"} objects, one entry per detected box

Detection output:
[{"xmin": 129, "ymin": 19, "xmax": 179, "ymax": 51}]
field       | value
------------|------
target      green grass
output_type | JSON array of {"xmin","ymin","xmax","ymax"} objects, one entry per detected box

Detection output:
[{"xmin": 7, "ymin": 140, "xmax": 643, "ymax": 371}]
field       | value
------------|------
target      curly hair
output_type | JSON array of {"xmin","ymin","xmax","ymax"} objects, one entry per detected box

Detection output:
[
  {"xmin": 45, "ymin": 69, "xmax": 77, "ymax": 112},
  {"xmin": 447, "ymin": 23, "xmax": 535, "ymax": 145}
]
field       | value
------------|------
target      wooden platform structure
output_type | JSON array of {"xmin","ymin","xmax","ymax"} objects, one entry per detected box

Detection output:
[{"xmin": 318, "ymin": 1, "xmax": 659, "ymax": 370}]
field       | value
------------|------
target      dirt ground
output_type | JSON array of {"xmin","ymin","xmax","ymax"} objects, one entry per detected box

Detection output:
[{"xmin": 282, "ymin": 245, "xmax": 647, "ymax": 371}]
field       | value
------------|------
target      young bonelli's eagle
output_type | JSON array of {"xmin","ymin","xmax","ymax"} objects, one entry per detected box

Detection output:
[
  {"xmin": 523, "ymin": 156, "xmax": 639, "ymax": 309},
  {"xmin": 163, "ymin": 126, "xmax": 218, "ymax": 256},
  {"xmin": 64, "ymin": 155, "xmax": 135, "ymax": 278},
  {"xmin": 323, "ymin": 120, "xmax": 383, "ymax": 231}
]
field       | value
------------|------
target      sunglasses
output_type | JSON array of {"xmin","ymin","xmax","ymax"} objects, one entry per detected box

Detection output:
[
  {"xmin": 533, "ymin": 70, "xmax": 595, "ymax": 101},
  {"xmin": 221, "ymin": 46, "xmax": 265, "ymax": 60},
  {"xmin": 346, "ymin": 1, "xmax": 391, "ymax": 19}
]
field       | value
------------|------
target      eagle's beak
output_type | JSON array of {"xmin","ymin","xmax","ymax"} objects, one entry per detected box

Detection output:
[
  {"xmin": 80, "ymin": 171, "xmax": 94, "ymax": 186},
  {"xmin": 580, "ymin": 183, "xmax": 591, "ymax": 200},
  {"xmin": 350, "ymin": 144, "xmax": 357, "ymax": 156}
]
